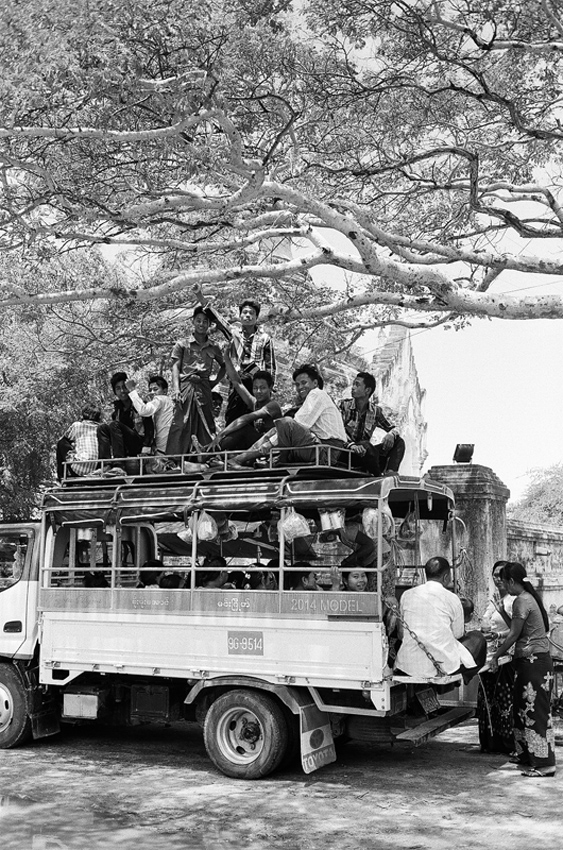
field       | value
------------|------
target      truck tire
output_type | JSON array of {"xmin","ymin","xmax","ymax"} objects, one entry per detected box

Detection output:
[
  {"xmin": 203, "ymin": 689, "xmax": 288, "ymax": 779},
  {"xmin": 0, "ymin": 664, "xmax": 32, "ymax": 748}
]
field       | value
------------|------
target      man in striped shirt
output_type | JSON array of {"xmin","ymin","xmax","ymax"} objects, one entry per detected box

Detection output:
[
  {"xmin": 339, "ymin": 372, "xmax": 405, "ymax": 477},
  {"xmin": 195, "ymin": 289, "xmax": 277, "ymax": 425}
]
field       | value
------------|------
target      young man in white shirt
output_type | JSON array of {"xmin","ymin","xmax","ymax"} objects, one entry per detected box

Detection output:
[
  {"xmin": 229, "ymin": 364, "xmax": 347, "ymax": 468},
  {"xmin": 125, "ymin": 375, "xmax": 174, "ymax": 456}
]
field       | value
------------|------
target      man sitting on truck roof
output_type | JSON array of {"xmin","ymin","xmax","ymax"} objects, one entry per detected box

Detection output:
[
  {"xmin": 97, "ymin": 372, "xmax": 154, "ymax": 472},
  {"xmin": 339, "ymin": 372, "xmax": 405, "ymax": 477},
  {"xmin": 394, "ymin": 556, "xmax": 486, "ymax": 682},
  {"xmin": 227, "ymin": 364, "xmax": 347, "ymax": 468},
  {"xmin": 202, "ymin": 353, "xmax": 282, "ymax": 456}
]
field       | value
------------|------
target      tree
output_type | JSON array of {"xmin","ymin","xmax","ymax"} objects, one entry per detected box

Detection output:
[
  {"xmin": 0, "ymin": 0, "xmax": 562, "ymax": 338},
  {"xmin": 508, "ymin": 463, "xmax": 563, "ymax": 526}
]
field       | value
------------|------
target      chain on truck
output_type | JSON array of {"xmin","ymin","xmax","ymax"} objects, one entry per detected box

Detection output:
[{"xmin": 0, "ymin": 446, "xmax": 475, "ymax": 779}]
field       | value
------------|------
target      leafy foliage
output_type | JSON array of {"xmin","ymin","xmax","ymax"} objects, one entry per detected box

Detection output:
[
  {"xmin": 0, "ymin": 1, "xmax": 561, "ymax": 324},
  {"xmin": 508, "ymin": 463, "xmax": 563, "ymax": 526}
]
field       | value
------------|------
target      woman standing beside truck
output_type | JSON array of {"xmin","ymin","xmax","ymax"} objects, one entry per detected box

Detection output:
[{"xmin": 490, "ymin": 562, "xmax": 556, "ymax": 777}]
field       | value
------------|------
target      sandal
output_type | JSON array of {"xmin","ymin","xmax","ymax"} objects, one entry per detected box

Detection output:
[
  {"xmin": 509, "ymin": 756, "xmax": 528, "ymax": 765},
  {"xmin": 521, "ymin": 767, "xmax": 556, "ymax": 778}
]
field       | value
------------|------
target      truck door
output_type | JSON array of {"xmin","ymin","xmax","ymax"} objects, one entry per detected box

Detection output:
[{"xmin": 0, "ymin": 527, "xmax": 37, "ymax": 659}]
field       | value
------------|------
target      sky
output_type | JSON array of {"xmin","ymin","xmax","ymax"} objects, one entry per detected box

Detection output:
[{"xmin": 411, "ymin": 312, "xmax": 563, "ymax": 502}]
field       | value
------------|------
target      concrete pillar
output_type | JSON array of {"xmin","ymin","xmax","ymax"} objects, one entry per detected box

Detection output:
[{"xmin": 425, "ymin": 464, "xmax": 511, "ymax": 621}]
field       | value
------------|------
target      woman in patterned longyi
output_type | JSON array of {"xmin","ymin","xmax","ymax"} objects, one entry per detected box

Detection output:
[{"xmin": 490, "ymin": 562, "xmax": 556, "ymax": 777}]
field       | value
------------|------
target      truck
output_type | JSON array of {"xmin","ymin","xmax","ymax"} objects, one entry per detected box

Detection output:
[{"xmin": 0, "ymin": 454, "xmax": 474, "ymax": 778}]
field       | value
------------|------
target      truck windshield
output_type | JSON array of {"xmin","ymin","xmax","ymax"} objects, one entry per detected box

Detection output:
[{"xmin": 0, "ymin": 532, "xmax": 28, "ymax": 590}]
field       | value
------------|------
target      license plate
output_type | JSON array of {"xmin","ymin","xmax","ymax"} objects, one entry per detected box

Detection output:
[
  {"xmin": 415, "ymin": 687, "xmax": 441, "ymax": 714},
  {"xmin": 227, "ymin": 631, "xmax": 264, "ymax": 655}
]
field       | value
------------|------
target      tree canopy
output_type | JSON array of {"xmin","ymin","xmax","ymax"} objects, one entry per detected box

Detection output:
[
  {"xmin": 508, "ymin": 463, "xmax": 563, "ymax": 526},
  {"xmin": 1, "ymin": 0, "xmax": 563, "ymax": 332}
]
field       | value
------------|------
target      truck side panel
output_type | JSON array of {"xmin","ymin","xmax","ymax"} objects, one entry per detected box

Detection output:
[{"xmin": 39, "ymin": 607, "xmax": 390, "ymax": 708}]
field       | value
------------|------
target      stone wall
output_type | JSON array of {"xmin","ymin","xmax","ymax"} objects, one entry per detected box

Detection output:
[{"xmin": 507, "ymin": 518, "xmax": 563, "ymax": 613}]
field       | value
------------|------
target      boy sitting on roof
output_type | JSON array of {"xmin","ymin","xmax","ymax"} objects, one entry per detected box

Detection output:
[
  {"xmin": 56, "ymin": 404, "xmax": 102, "ymax": 480},
  {"xmin": 202, "ymin": 352, "xmax": 282, "ymax": 455}
]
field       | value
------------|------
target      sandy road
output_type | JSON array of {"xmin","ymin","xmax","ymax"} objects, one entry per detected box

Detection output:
[{"xmin": 0, "ymin": 720, "xmax": 561, "ymax": 850}]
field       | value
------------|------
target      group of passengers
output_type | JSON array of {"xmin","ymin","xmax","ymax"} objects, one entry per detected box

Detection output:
[
  {"xmin": 134, "ymin": 555, "xmax": 372, "ymax": 593},
  {"xmin": 56, "ymin": 290, "xmax": 405, "ymax": 479},
  {"xmin": 136, "ymin": 555, "xmax": 280, "ymax": 591}
]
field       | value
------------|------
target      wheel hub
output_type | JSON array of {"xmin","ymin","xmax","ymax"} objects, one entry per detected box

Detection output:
[{"xmin": 219, "ymin": 708, "xmax": 264, "ymax": 764}]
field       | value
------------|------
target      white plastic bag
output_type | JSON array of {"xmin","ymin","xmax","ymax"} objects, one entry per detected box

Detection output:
[
  {"xmin": 361, "ymin": 507, "xmax": 378, "ymax": 539},
  {"xmin": 177, "ymin": 526, "xmax": 193, "ymax": 545},
  {"xmin": 277, "ymin": 508, "xmax": 310, "ymax": 542},
  {"xmin": 197, "ymin": 510, "xmax": 218, "ymax": 541},
  {"xmin": 362, "ymin": 504, "xmax": 395, "ymax": 540}
]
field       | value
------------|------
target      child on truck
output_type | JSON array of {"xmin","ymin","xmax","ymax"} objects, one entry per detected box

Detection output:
[{"xmin": 56, "ymin": 404, "xmax": 102, "ymax": 480}]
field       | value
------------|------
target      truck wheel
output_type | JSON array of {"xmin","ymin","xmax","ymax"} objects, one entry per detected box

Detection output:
[
  {"xmin": 203, "ymin": 689, "xmax": 288, "ymax": 779},
  {"xmin": 0, "ymin": 664, "xmax": 32, "ymax": 748}
]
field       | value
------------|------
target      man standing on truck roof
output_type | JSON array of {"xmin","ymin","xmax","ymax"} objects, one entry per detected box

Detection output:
[
  {"xmin": 193, "ymin": 285, "xmax": 277, "ymax": 427},
  {"xmin": 339, "ymin": 372, "xmax": 405, "ymax": 477},
  {"xmin": 125, "ymin": 375, "xmax": 174, "ymax": 456},
  {"xmin": 227, "ymin": 364, "xmax": 347, "ymax": 468},
  {"xmin": 394, "ymin": 557, "xmax": 486, "ymax": 681}
]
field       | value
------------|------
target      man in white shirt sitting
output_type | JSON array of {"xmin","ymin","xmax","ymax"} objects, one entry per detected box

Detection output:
[
  {"xmin": 394, "ymin": 556, "xmax": 486, "ymax": 682},
  {"xmin": 229, "ymin": 364, "xmax": 347, "ymax": 468}
]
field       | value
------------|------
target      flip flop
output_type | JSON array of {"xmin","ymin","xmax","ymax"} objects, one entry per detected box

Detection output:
[{"xmin": 521, "ymin": 768, "xmax": 556, "ymax": 777}]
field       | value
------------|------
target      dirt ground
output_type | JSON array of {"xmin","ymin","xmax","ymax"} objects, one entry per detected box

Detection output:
[{"xmin": 1, "ymin": 719, "xmax": 561, "ymax": 850}]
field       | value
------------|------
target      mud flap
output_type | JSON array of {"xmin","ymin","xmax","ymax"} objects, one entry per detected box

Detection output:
[
  {"xmin": 31, "ymin": 707, "xmax": 60, "ymax": 740},
  {"xmin": 299, "ymin": 702, "xmax": 336, "ymax": 774}
]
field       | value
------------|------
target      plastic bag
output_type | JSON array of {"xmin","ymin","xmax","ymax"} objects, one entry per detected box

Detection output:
[
  {"xmin": 219, "ymin": 522, "xmax": 238, "ymax": 542},
  {"xmin": 397, "ymin": 509, "xmax": 418, "ymax": 543},
  {"xmin": 319, "ymin": 509, "xmax": 345, "ymax": 531},
  {"xmin": 177, "ymin": 526, "xmax": 193, "ymax": 545},
  {"xmin": 362, "ymin": 504, "xmax": 395, "ymax": 540},
  {"xmin": 362, "ymin": 507, "xmax": 378, "ymax": 539},
  {"xmin": 277, "ymin": 508, "xmax": 310, "ymax": 542},
  {"xmin": 197, "ymin": 510, "xmax": 218, "ymax": 541}
]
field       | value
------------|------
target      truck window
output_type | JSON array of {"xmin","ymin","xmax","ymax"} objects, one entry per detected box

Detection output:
[
  {"xmin": 0, "ymin": 532, "xmax": 29, "ymax": 590},
  {"xmin": 48, "ymin": 526, "xmax": 113, "ymax": 588},
  {"xmin": 47, "ymin": 523, "xmax": 156, "ymax": 588}
]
